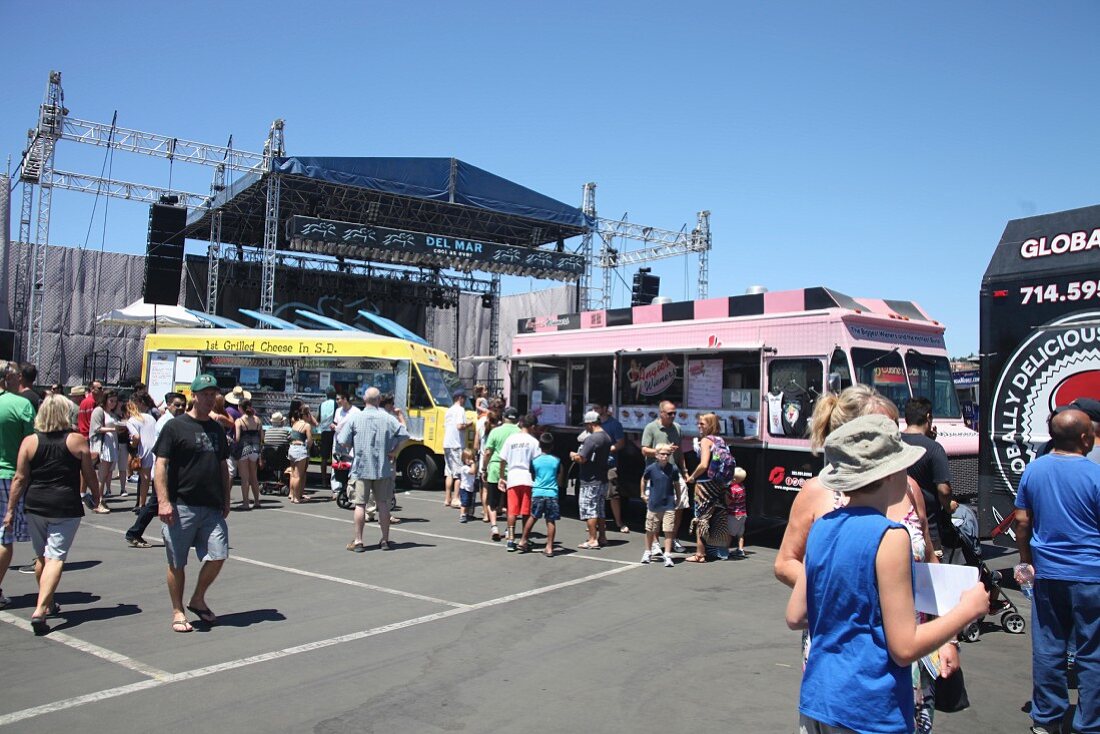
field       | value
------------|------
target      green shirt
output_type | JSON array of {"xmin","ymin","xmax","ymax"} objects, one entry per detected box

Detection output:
[
  {"xmin": 0, "ymin": 391, "xmax": 35, "ymax": 479},
  {"xmin": 483, "ymin": 423, "xmax": 519, "ymax": 484},
  {"xmin": 641, "ymin": 419, "xmax": 683, "ymax": 467}
]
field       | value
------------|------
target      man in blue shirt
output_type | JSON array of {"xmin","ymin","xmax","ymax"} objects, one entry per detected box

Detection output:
[
  {"xmin": 594, "ymin": 403, "xmax": 628, "ymax": 533},
  {"xmin": 1015, "ymin": 408, "xmax": 1100, "ymax": 734}
]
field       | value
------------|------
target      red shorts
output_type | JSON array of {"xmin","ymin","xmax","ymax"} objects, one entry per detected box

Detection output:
[{"xmin": 506, "ymin": 485, "xmax": 532, "ymax": 517}]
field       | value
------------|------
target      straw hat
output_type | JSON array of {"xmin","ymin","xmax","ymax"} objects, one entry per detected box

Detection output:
[
  {"xmin": 269, "ymin": 412, "xmax": 286, "ymax": 426},
  {"xmin": 818, "ymin": 414, "xmax": 925, "ymax": 494},
  {"xmin": 68, "ymin": 385, "xmax": 86, "ymax": 398},
  {"xmin": 225, "ymin": 385, "xmax": 252, "ymax": 405}
]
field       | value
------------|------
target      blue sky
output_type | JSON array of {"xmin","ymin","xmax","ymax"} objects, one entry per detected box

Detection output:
[{"xmin": 3, "ymin": 1, "xmax": 1098, "ymax": 356}]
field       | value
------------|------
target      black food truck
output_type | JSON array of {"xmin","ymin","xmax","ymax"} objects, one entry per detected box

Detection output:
[{"xmin": 979, "ymin": 203, "xmax": 1100, "ymax": 538}]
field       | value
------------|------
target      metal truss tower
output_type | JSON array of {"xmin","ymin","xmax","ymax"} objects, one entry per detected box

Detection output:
[
  {"xmin": 206, "ymin": 162, "xmax": 226, "ymax": 314},
  {"xmin": 579, "ymin": 182, "xmax": 597, "ymax": 311},
  {"xmin": 259, "ymin": 120, "xmax": 285, "ymax": 317},
  {"xmin": 585, "ymin": 182, "xmax": 712, "ymax": 310},
  {"xmin": 14, "ymin": 71, "xmax": 65, "ymax": 366},
  {"xmin": 487, "ymin": 273, "xmax": 502, "ymax": 383},
  {"xmin": 694, "ymin": 210, "xmax": 711, "ymax": 300}
]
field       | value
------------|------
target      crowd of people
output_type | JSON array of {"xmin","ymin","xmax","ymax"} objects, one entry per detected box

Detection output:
[{"xmin": 1, "ymin": 358, "xmax": 1097, "ymax": 733}]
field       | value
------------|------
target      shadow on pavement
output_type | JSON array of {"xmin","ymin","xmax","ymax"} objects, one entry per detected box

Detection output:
[
  {"xmin": 51, "ymin": 602, "xmax": 142, "ymax": 631},
  {"xmin": 198, "ymin": 608, "xmax": 286, "ymax": 629}
]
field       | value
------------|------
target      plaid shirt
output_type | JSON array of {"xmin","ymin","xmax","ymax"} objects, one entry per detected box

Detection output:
[{"xmin": 336, "ymin": 406, "xmax": 408, "ymax": 480}]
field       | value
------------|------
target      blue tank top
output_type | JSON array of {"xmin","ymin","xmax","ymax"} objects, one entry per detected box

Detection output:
[{"xmin": 800, "ymin": 506, "xmax": 914, "ymax": 733}]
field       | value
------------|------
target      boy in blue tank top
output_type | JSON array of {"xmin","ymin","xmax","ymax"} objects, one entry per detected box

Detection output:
[{"xmin": 785, "ymin": 415, "xmax": 988, "ymax": 734}]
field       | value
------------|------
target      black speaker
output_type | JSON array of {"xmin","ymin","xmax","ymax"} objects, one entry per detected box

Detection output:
[
  {"xmin": 631, "ymin": 268, "xmax": 660, "ymax": 306},
  {"xmin": 0, "ymin": 329, "xmax": 14, "ymax": 361},
  {"xmin": 143, "ymin": 204, "xmax": 187, "ymax": 305}
]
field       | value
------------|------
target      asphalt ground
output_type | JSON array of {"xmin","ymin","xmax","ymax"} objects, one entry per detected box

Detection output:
[{"xmin": 0, "ymin": 477, "xmax": 1042, "ymax": 733}]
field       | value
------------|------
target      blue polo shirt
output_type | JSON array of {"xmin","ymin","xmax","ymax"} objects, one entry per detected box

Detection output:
[
  {"xmin": 643, "ymin": 461, "xmax": 679, "ymax": 512},
  {"xmin": 1015, "ymin": 453, "xmax": 1100, "ymax": 582}
]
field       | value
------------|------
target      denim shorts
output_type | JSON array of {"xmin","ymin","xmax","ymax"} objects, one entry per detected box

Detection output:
[
  {"xmin": 162, "ymin": 503, "xmax": 229, "ymax": 568},
  {"xmin": 530, "ymin": 496, "xmax": 560, "ymax": 522},
  {"xmin": 578, "ymin": 481, "xmax": 607, "ymax": 520},
  {"xmin": 27, "ymin": 514, "xmax": 81, "ymax": 560}
]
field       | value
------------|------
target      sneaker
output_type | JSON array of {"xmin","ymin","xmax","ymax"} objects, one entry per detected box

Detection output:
[
  {"xmin": 732, "ymin": 549, "xmax": 746, "ymax": 559},
  {"xmin": 506, "ymin": 540, "xmax": 517, "ymax": 552},
  {"xmin": 664, "ymin": 556, "xmax": 675, "ymax": 568},
  {"xmin": 459, "ymin": 515, "xmax": 468, "ymax": 524},
  {"xmin": 1030, "ymin": 725, "xmax": 1062, "ymax": 734},
  {"xmin": 126, "ymin": 536, "xmax": 152, "ymax": 548},
  {"xmin": 640, "ymin": 551, "xmax": 651, "ymax": 564},
  {"xmin": 18, "ymin": 564, "xmax": 36, "ymax": 574},
  {"xmin": 650, "ymin": 541, "xmax": 662, "ymax": 556},
  {"xmin": 619, "ymin": 525, "xmax": 630, "ymax": 534},
  {"xmin": 491, "ymin": 526, "xmax": 501, "ymax": 542},
  {"xmin": 0, "ymin": 591, "xmax": 9, "ymax": 609},
  {"xmin": 673, "ymin": 540, "xmax": 686, "ymax": 553},
  {"xmin": 117, "ymin": 490, "xmax": 129, "ymax": 498}
]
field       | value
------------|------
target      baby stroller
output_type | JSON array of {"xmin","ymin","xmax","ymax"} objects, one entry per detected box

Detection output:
[
  {"xmin": 332, "ymin": 457, "xmax": 353, "ymax": 509},
  {"xmin": 944, "ymin": 501, "xmax": 1025, "ymax": 641},
  {"xmin": 259, "ymin": 443, "xmax": 291, "ymax": 496},
  {"xmin": 329, "ymin": 451, "xmax": 398, "ymax": 513}
]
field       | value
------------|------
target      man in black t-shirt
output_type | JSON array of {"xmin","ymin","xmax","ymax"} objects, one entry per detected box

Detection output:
[
  {"xmin": 152, "ymin": 374, "xmax": 231, "ymax": 633},
  {"xmin": 570, "ymin": 411, "xmax": 613, "ymax": 549},
  {"xmin": 900, "ymin": 396, "xmax": 953, "ymax": 556}
]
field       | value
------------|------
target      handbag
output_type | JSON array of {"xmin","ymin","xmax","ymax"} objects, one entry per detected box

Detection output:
[
  {"xmin": 128, "ymin": 453, "xmax": 142, "ymax": 474},
  {"xmin": 934, "ymin": 667, "xmax": 970, "ymax": 712}
]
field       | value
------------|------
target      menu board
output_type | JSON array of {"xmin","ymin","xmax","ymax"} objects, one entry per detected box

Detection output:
[
  {"xmin": 537, "ymin": 403, "xmax": 567, "ymax": 426},
  {"xmin": 686, "ymin": 359, "xmax": 723, "ymax": 408},
  {"xmin": 147, "ymin": 354, "xmax": 176, "ymax": 406}
]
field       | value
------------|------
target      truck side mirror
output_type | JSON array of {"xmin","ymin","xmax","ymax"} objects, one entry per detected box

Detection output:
[{"xmin": 828, "ymin": 372, "xmax": 843, "ymax": 394}]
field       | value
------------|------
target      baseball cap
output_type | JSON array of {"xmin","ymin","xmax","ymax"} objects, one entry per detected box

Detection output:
[
  {"xmin": 453, "ymin": 388, "xmax": 467, "ymax": 398},
  {"xmin": 583, "ymin": 410, "xmax": 600, "ymax": 424},
  {"xmin": 191, "ymin": 374, "xmax": 220, "ymax": 393},
  {"xmin": 1070, "ymin": 398, "xmax": 1100, "ymax": 423},
  {"xmin": 503, "ymin": 406, "xmax": 519, "ymax": 421}
]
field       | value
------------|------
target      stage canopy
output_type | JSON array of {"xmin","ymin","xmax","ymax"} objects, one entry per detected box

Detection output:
[{"xmin": 185, "ymin": 156, "xmax": 591, "ymax": 253}]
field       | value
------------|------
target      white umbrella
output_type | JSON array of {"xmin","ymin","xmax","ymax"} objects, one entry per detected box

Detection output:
[{"xmin": 96, "ymin": 299, "xmax": 216, "ymax": 328}]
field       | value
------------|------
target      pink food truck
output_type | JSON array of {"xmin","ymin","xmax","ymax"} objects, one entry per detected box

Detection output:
[{"xmin": 509, "ymin": 285, "xmax": 978, "ymax": 520}]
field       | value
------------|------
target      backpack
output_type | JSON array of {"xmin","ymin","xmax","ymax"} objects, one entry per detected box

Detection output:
[{"xmin": 705, "ymin": 435, "xmax": 736, "ymax": 484}]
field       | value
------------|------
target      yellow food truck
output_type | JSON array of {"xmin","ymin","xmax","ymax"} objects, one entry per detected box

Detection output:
[{"xmin": 142, "ymin": 328, "xmax": 461, "ymax": 488}]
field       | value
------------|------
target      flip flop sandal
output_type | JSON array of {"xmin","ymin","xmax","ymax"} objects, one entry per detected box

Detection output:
[
  {"xmin": 186, "ymin": 605, "xmax": 218, "ymax": 625},
  {"xmin": 685, "ymin": 555, "xmax": 707, "ymax": 563},
  {"xmin": 578, "ymin": 541, "xmax": 600, "ymax": 550},
  {"xmin": 172, "ymin": 618, "xmax": 193, "ymax": 633},
  {"xmin": 346, "ymin": 542, "xmax": 366, "ymax": 553}
]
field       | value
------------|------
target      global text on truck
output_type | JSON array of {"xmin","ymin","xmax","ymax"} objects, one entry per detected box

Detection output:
[
  {"xmin": 509, "ymin": 286, "xmax": 978, "ymax": 520},
  {"xmin": 979, "ymin": 203, "xmax": 1100, "ymax": 539},
  {"xmin": 142, "ymin": 328, "xmax": 463, "ymax": 488}
]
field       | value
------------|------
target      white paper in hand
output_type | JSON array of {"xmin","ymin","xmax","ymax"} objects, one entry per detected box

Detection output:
[{"xmin": 913, "ymin": 563, "xmax": 980, "ymax": 616}]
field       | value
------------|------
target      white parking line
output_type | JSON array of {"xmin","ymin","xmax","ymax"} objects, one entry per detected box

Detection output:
[
  {"xmin": 0, "ymin": 563, "xmax": 639, "ymax": 726},
  {"xmin": 84, "ymin": 521, "xmax": 468, "ymax": 608},
  {"xmin": 274, "ymin": 506, "xmax": 639, "ymax": 566},
  {"xmin": 233, "ymin": 557, "xmax": 467, "ymax": 608},
  {"xmin": 0, "ymin": 612, "xmax": 171, "ymax": 680}
]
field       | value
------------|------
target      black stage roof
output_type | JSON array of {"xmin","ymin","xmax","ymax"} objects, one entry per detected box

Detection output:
[{"xmin": 185, "ymin": 156, "xmax": 591, "ymax": 251}]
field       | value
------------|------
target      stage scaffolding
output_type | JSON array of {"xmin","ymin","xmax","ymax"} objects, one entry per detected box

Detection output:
[{"xmin": 8, "ymin": 70, "xmax": 712, "ymax": 383}]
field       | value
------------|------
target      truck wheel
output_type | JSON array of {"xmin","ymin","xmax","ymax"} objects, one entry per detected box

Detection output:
[{"xmin": 400, "ymin": 449, "xmax": 439, "ymax": 490}]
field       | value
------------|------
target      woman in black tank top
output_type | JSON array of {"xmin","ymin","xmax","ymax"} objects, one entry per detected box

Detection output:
[{"xmin": 5, "ymin": 395, "xmax": 100, "ymax": 634}]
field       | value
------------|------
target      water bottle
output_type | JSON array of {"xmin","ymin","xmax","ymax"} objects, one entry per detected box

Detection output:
[{"xmin": 1015, "ymin": 563, "xmax": 1034, "ymax": 601}]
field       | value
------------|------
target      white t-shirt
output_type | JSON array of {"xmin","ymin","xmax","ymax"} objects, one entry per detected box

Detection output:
[
  {"xmin": 766, "ymin": 392, "xmax": 783, "ymax": 435},
  {"xmin": 458, "ymin": 464, "xmax": 477, "ymax": 492},
  {"xmin": 334, "ymin": 405, "xmax": 360, "ymax": 432},
  {"xmin": 499, "ymin": 431, "xmax": 540, "ymax": 488},
  {"xmin": 127, "ymin": 414, "xmax": 158, "ymax": 460},
  {"xmin": 155, "ymin": 412, "xmax": 175, "ymax": 441},
  {"xmin": 443, "ymin": 403, "xmax": 467, "ymax": 449}
]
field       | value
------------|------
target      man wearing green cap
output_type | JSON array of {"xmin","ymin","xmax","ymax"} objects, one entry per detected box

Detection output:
[{"xmin": 152, "ymin": 374, "xmax": 231, "ymax": 633}]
